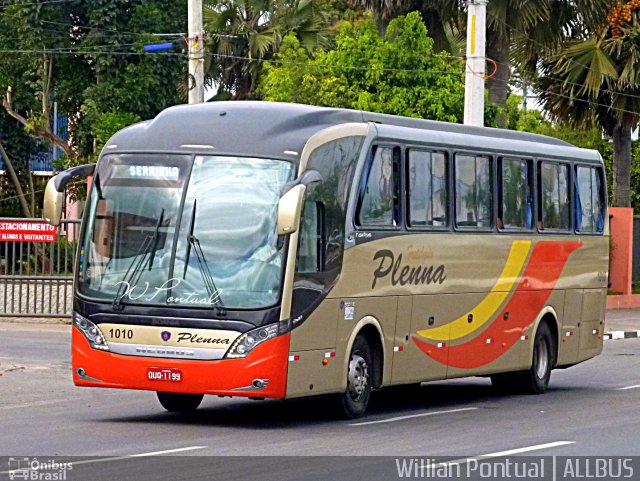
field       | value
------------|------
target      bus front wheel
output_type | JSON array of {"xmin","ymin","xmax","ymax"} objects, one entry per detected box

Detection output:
[
  {"xmin": 337, "ymin": 336, "xmax": 373, "ymax": 419},
  {"xmin": 156, "ymin": 392, "xmax": 204, "ymax": 412}
]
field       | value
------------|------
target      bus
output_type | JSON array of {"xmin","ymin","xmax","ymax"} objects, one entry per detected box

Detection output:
[{"xmin": 44, "ymin": 101, "xmax": 608, "ymax": 418}]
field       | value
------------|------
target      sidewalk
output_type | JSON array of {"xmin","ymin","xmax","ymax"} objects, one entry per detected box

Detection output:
[{"xmin": 604, "ymin": 308, "xmax": 640, "ymax": 340}]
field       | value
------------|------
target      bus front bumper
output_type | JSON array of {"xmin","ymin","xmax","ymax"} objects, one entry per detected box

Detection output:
[{"xmin": 71, "ymin": 327, "xmax": 290, "ymax": 398}]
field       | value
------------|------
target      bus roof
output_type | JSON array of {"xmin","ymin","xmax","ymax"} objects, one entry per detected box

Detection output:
[{"xmin": 105, "ymin": 101, "xmax": 600, "ymax": 163}]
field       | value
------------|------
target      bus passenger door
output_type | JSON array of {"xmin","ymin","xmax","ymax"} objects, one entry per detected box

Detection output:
[{"xmin": 391, "ymin": 294, "xmax": 453, "ymax": 384}]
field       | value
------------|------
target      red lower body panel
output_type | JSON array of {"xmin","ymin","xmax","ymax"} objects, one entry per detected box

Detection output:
[{"xmin": 72, "ymin": 327, "xmax": 290, "ymax": 398}]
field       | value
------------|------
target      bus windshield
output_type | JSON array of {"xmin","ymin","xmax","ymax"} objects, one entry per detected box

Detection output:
[{"xmin": 78, "ymin": 153, "xmax": 294, "ymax": 309}]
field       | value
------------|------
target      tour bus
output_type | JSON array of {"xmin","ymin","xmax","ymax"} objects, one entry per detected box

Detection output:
[{"xmin": 44, "ymin": 101, "xmax": 608, "ymax": 418}]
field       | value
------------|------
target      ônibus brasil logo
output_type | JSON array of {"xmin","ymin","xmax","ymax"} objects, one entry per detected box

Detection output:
[{"xmin": 161, "ymin": 331, "xmax": 171, "ymax": 342}]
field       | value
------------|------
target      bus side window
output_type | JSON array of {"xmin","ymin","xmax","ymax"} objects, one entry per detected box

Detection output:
[
  {"xmin": 356, "ymin": 146, "xmax": 400, "ymax": 227},
  {"xmin": 407, "ymin": 150, "xmax": 448, "ymax": 228},
  {"xmin": 297, "ymin": 201, "xmax": 325, "ymax": 273},
  {"xmin": 454, "ymin": 154, "xmax": 492, "ymax": 228},
  {"xmin": 575, "ymin": 165, "xmax": 606, "ymax": 234},
  {"xmin": 538, "ymin": 161, "xmax": 570, "ymax": 231},
  {"xmin": 498, "ymin": 157, "xmax": 533, "ymax": 230}
]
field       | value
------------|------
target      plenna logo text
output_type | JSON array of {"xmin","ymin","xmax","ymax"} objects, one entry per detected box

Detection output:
[
  {"xmin": 8, "ymin": 457, "xmax": 72, "ymax": 480},
  {"xmin": 161, "ymin": 331, "xmax": 171, "ymax": 342}
]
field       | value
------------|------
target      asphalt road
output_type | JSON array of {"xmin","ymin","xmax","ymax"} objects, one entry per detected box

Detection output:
[{"xmin": 1, "ymin": 322, "xmax": 639, "ymax": 480}]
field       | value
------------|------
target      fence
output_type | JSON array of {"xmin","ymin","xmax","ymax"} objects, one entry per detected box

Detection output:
[{"xmin": 0, "ymin": 218, "xmax": 80, "ymax": 318}]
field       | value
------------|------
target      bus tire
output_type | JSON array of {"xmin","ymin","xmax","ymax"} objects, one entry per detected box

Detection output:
[
  {"xmin": 337, "ymin": 336, "xmax": 373, "ymax": 419},
  {"xmin": 156, "ymin": 392, "xmax": 204, "ymax": 412},
  {"xmin": 517, "ymin": 322, "xmax": 556, "ymax": 394}
]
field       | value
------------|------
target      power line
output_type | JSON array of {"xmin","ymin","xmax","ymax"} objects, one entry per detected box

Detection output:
[
  {"xmin": 0, "ymin": 47, "xmax": 185, "ymax": 56},
  {"xmin": 0, "ymin": 180, "xmax": 84, "ymax": 204},
  {"xmin": 40, "ymin": 19, "xmax": 184, "ymax": 38},
  {"xmin": 485, "ymin": 65, "xmax": 640, "ymax": 119},
  {"xmin": 486, "ymin": 53, "xmax": 640, "ymax": 104},
  {"xmin": 1, "ymin": 10, "xmax": 185, "ymax": 38},
  {"xmin": 0, "ymin": 0, "xmax": 76, "ymax": 8},
  {"xmin": 493, "ymin": 15, "xmax": 640, "ymax": 102},
  {"xmin": 1, "ymin": 33, "xmax": 638, "ymax": 118}
]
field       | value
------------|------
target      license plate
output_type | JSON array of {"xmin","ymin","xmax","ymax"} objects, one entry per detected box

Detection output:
[{"xmin": 147, "ymin": 367, "xmax": 182, "ymax": 382}]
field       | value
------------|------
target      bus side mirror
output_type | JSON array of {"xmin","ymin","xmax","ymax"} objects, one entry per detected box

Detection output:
[
  {"xmin": 43, "ymin": 177, "xmax": 65, "ymax": 227},
  {"xmin": 43, "ymin": 164, "xmax": 96, "ymax": 226},
  {"xmin": 277, "ymin": 184, "xmax": 306, "ymax": 235}
]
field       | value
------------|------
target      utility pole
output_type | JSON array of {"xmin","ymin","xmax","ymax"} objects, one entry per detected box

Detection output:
[
  {"xmin": 463, "ymin": 0, "xmax": 487, "ymax": 127},
  {"xmin": 188, "ymin": 0, "xmax": 204, "ymax": 104}
]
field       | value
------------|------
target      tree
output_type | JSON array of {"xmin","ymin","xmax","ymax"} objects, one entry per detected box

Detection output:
[
  {"xmin": 0, "ymin": 0, "xmax": 187, "ymax": 171},
  {"xmin": 474, "ymin": 0, "xmax": 610, "ymax": 126},
  {"xmin": 1, "ymin": 0, "xmax": 84, "ymax": 161},
  {"xmin": 534, "ymin": 4, "xmax": 640, "ymax": 208},
  {"xmin": 261, "ymin": 13, "xmax": 465, "ymax": 121},
  {"xmin": 348, "ymin": 0, "xmax": 611, "ymax": 127},
  {"xmin": 0, "ymin": 112, "xmax": 46, "ymax": 217},
  {"xmin": 203, "ymin": 0, "xmax": 335, "ymax": 100}
]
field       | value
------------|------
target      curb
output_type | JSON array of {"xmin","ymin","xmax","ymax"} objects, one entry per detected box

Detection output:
[{"xmin": 604, "ymin": 330, "xmax": 640, "ymax": 340}]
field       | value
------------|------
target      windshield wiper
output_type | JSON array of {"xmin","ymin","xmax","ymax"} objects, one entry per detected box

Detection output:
[
  {"xmin": 189, "ymin": 235, "xmax": 225, "ymax": 313},
  {"xmin": 112, "ymin": 209, "xmax": 165, "ymax": 311},
  {"xmin": 182, "ymin": 200, "xmax": 225, "ymax": 314},
  {"xmin": 182, "ymin": 199, "xmax": 197, "ymax": 280},
  {"xmin": 147, "ymin": 209, "xmax": 165, "ymax": 271}
]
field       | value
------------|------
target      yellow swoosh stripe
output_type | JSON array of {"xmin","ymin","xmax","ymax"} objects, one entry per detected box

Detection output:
[{"xmin": 417, "ymin": 240, "xmax": 532, "ymax": 341}]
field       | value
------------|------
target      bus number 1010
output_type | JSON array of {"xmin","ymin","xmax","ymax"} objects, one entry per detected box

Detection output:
[{"xmin": 109, "ymin": 328, "xmax": 134, "ymax": 340}]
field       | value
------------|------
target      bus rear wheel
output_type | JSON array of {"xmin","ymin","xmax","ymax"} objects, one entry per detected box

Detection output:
[
  {"xmin": 491, "ymin": 323, "xmax": 556, "ymax": 394},
  {"xmin": 520, "ymin": 322, "xmax": 555, "ymax": 394},
  {"xmin": 156, "ymin": 392, "xmax": 204, "ymax": 412},
  {"xmin": 497, "ymin": 322, "xmax": 555, "ymax": 395},
  {"xmin": 337, "ymin": 336, "xmax": 373, "ymax": 419}
]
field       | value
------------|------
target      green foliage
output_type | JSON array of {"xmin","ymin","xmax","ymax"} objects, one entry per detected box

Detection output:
[
  {"xmin": 0, "ymin": 0, "xmax": 187, "ymax": 209},
  {"xmin": 261, "ymin": 13, "xmax": 465, "ymax": 121},
  {"xmin": 73, "ymin": 0, "xmax": 187, "ymax": 160},
  {"xmin": 0, "ymin": 113, "xmax": 45, "ymax": 217},
  {"xmin": 80, "ymin": 103, "xmax": 142, "ymax": 162},
  {"xmin": 631, "ymin": 142, "xmax": 640, "ymax": 213},
  {"xmin": 204, "ymin": 0, "xmax": 336, "ymax": 100}
]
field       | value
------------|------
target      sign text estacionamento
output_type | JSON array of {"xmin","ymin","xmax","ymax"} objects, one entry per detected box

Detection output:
[{"xmin": 0, "ymin": 221, "xmax": 57, "ymax": 242}]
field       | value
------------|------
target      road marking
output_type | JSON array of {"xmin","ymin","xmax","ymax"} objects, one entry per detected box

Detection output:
[
  {"xmin": 434, "ymin": 441, "xmax": 576, "ymax": 469},
  {"xmin": 479, "ymin": 441, "xmax": 575, "ymax": 457},
  {"xmin": 129, "ymin": 446, "xmax": 208, "ymax": 457},
  {"xmin": 0, "ymin": 446, "xmax": 208, "ymax": 475},
  {"xmin": 349, "ymin": 407, "xmax": 477, "ymax": 426},
  {"xmin": 0, "ymin": 399, "xmax": 70, "ymax": 410},
  {"xmin": 617, "ymin": 384, "xmax": 640, "ymax": 391}
]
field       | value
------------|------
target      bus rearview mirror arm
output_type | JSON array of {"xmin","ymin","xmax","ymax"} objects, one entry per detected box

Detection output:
[
  {"xmin": 43, "ymin": 163, "xmax": 96, "ymax": 226},
  {"xmin": 280, "ymin": 169, "xmax": 322, "ymax": 196}
]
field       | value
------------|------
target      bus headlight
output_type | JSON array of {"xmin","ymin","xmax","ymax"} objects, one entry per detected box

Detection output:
[
  {"xmin": 73, "ymin": 312, "xmax": 110, "ymax": 351},
  {"xmin": 225, "ymin": 324, "xmax": 278, "ymax": 359}
]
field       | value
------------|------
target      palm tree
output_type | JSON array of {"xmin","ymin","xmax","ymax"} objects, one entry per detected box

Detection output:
[
  {"xmin": 485, "ymin": 0, "xmax": 613, "ymax": 127},
  {"xmin": 348, "ymin": 0, "xmax": 611, "ymax": 127},
  {"xmin": 535, "ymin": 21, "xmax": 640, "ymax": 207},
  {"xmin": 203, "ymin": 0, "xmax": 333, "ymax": 100},
  {"xmin": 347, "ymin": 0, "xmax": 464, "ymax": 51}
]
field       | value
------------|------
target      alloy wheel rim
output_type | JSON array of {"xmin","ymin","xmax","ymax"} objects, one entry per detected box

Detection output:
[
  {"xmin": 347, "ymin": 353, "xmax": 369, "ymax": 401},
  {"xmin": 535, "ymin": 339, "xmax": 549, "ymax": 379}
]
